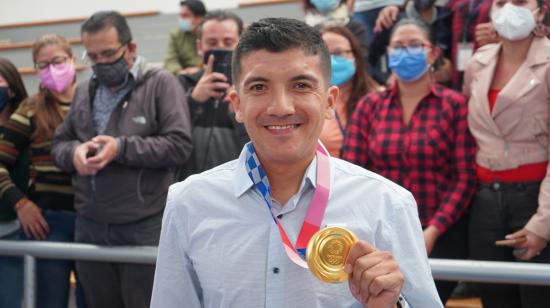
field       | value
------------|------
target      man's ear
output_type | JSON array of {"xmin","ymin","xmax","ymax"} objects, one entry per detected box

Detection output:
[
  {"xmin": 228, "ymin": 89, "xmax": 243, "ymax": 123},
  {"xmin": 325, "ymin": 85, "xmax": 339, "ymax": 120},
  {"xmin": 128, "ymin": 41, "xmax": 137, "ymax": 54}
]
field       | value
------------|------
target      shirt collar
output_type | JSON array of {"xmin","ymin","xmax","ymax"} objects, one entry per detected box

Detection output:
[
  {"xmin": 387, "ymin": 80, "xmax": 442, "ymax": 102},
  {"xmin": 129, "ymin": 56, "xmax": 141, "ymax": 80},
  {"xmin": 233, "ymin": 143, "xmax": 318, "ymax": 199}
]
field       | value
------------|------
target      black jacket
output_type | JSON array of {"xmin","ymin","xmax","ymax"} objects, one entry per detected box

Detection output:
[{"xmin": 178, "ymin": 70, "xmax": 249, "ymax": 180}]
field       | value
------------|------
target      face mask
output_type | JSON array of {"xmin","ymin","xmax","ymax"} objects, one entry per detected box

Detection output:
[
  {"xmin": 311, "ymin": 0, "xmax": 340, "ymax": 14},
  {"xmin": 492, "ymin": 3, "xmax": 537, "ymax": 41},
  {"xmin": 388, "ymin": 47, "xmax": 429, "ymax": 83},
  {"xmin": 38, "ymin": 61, "xmax": 76, "ymax": 93},
  {"xmin": 0, "ymin": 87, "xmax": 10, "ymax": 112},
  {"xmin": 414, "ymin": 0, "xmax": 436, "ymax": 11},
  {"xmin": 330, "ymin": 55, "xmax": 356, "ymax": 86},
  {"xmin": 92, "ymin": 52, "xmax": 129, "ymax": 87},
  {"xmin": 179, "ymin": 18, "xmax": 193, "ymax": 32}
]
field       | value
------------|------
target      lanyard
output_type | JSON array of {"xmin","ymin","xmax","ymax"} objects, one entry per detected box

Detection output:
[
  {"xmin": 245, "ymin": 141, "xmax": 331, "ymax": 268},
  {"xmin": 334, "ymin": 110, "xmax": 346, "ymax": 136}
]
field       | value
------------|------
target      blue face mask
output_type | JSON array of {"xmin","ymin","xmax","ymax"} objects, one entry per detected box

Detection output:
[
  {"xmin": 330, "ymin": 55, "xmax": 356, "ymax": 86},
  {"xmin": 179, "ymin": 18, "xmax": 193, "ymax": 32},
  {"xmin": 388, "ymin": 47, "xmax": 429, "ymax": 83},
  {"xmin": 0, "ymin": 87, "xmax": 10, "ymax": 112},
  {"xmin": 311, "ymin": 0, "xmax": 340, "ymax": 13}
]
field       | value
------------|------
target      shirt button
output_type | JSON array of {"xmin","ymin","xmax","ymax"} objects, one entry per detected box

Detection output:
[{"xmin": 272, "ymin": 267, "xmax": 280, "ymax": 274}]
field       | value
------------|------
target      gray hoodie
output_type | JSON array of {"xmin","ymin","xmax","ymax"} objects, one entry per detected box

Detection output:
[{"xmin": 52, "ymin": 58, "xmax": 192, "ymax": 224}]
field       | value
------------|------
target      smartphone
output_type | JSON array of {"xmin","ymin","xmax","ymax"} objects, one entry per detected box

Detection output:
[
  {"xmin": 203, "ymin": 49, "xmax": 233, "ymax": 86},
  {"xmin": 85, "ymin": 144, "xmax": 104, "ymax": 158},
  {"xmin": 495, "ymin": 236, "xmax": 527, "ymax": 247}
]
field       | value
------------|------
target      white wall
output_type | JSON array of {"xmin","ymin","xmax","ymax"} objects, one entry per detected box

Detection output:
[{"xmin": 0, "ymin": 0, "xmax": 238, "ymax": 26}]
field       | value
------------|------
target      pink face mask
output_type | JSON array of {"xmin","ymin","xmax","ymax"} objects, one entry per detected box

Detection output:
[{"xmin": 38, "ymin": 61, "xmax": 76, "ymax": 93}]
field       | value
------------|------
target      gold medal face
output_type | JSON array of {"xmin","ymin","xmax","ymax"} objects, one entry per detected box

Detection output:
[{"xmin": 306, "ymin": 226, "xmax": 358, "ymax": 283}]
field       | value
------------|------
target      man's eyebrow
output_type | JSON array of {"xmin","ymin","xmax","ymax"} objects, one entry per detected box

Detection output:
[
  {"xmin": 243, "ymin": 76, "xmax": 269, "ymax": 87},
  {"xmin": 290, "ymin": 74, "xmax": 320, "ymax": 83}
]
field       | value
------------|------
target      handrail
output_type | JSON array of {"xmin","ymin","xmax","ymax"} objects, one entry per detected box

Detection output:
[
  {"xmin": 0, "ymin": 38, "xmax": 82, "ymax": 51},
  {"xmin": 0, "ymin": 11, "xmax": 159, "ymax": 29},
  {"xmin": 0, "ymin": 240, "xmax": 549, "ymax": 286},
  {"xmin": 0, "ymin": 240, "xmax": 156, "ymax": 264}
]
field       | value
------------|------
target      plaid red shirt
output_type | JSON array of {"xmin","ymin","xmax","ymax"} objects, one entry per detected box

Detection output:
[{"xmin": 341, "ymin": 84, "xmax": 476, "ymax": 233}]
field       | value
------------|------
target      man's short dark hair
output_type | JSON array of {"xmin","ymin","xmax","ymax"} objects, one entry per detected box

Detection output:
[
  {"xmin": 232, "ymin": 18, "xmax": 331, "ymax": 87},
  {"xmin": 196, "ymin": 10, "xmax": 244, "ymax": 40},
  {"xmin": 180, "ymin": 0, "xmax": 207, "ymax": 17},
  {"xmin": 81, "ymin": 11, "xmax": 132, "ymax": 45}
]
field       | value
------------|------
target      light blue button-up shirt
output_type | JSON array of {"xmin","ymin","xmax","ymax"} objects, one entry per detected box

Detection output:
[{"xmin": 151, "ymin": 146, "xmax": 443, "ymax": 308}]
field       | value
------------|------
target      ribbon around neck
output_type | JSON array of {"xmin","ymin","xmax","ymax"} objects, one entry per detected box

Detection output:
[{"xmin": 245, "ymin": 141, "xmax": 331, "ymax": 268}]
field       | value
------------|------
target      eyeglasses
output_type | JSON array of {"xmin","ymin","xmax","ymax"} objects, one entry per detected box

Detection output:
[
  {"xmin": 387, "ymin": 42, "xmax": 432, "ymax": 56},
  {"xmin": 84, "ymin": 44, "xmax": 126, "ymax": 64},
  {"xmin": 35, "ymin": 56, "xmax": 70, "ymax": 70},
  {"xmin": 329, "ymin": 49, "xmax": 353, "ymax": 58}
]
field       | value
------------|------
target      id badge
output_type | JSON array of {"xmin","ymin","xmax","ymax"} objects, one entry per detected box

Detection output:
[{"xmin": 456, "ymin": 42, "xmax": 474, "ymax": 72}]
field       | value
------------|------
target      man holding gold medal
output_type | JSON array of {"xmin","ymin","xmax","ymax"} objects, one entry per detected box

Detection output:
[{"xmin": 151, "ymin": 18, "xmax": 442, "ymax": 308}]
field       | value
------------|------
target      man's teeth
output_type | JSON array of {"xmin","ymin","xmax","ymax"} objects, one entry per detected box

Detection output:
[{"xmin": 267, "ymin": 124, "xmax": 297, "ymax": 130}]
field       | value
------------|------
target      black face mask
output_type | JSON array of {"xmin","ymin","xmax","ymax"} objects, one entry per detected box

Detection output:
[
  {"xmin": 414, "ymin": 0, "xmax": 436, "ymax": 11},
  {"xmin": 92, "ymin": 51, "xmax": 129, "ymax": 87}
]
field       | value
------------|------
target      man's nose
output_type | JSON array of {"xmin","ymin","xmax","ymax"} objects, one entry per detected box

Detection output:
[{"xmin": 267, "ymin": 88, "xmax": 295, "ymax": 116}]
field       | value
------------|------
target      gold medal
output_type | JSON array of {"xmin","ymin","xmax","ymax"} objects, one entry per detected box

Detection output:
[{"xmin": 306, "ymin": 226, "xmax": 358, "ymax": 283}]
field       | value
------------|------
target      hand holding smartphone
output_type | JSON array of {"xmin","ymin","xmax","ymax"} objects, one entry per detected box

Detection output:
[
  {"xmin": 203, "ymin": 49, "xmax": 233, "ymax": 88},
  {"xmin": 85, "ymin": 143, "xmax": 103, "ymax": 158}
]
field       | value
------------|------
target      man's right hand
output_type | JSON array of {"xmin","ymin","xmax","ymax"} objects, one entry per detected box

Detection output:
[
  {"xmin": 191, "ymin": 55, "xmax": 231, "ymax": 103},
  {"xmin": 374, "ymin": 6, "xmax": 400, "ymax": 33},
  {"xmin": 73, "ymin": 141, "xmax": 101, "ymax": 176},
  {"xmin": 345, "ymin": 240, "xmax": 404, "ymax": 308}
]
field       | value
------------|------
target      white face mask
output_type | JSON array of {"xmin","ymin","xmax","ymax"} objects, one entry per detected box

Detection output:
[{"xmin": 492, "ymin": 3, "xmax": 538, "ymax": 41}]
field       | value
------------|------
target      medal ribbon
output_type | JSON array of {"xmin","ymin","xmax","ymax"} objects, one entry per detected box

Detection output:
[{"xmin": 245, "ymin": 141, "xmax": 331, "ymax": 268}]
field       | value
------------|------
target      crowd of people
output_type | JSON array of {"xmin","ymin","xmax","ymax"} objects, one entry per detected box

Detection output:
[{"xmin": 0, "ymin": 0, "xmax": 549, "ymax": 307}]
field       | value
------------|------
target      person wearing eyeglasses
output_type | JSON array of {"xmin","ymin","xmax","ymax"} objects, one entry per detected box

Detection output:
[
  {"xmin": 51, "ymin": 11, "xmax": 192, "ymax": 308},
  {"xmin": 319, "ymin": 25, "xmax": 380, "ymax": 157},
  {"xmin": 0, "ymin": 34, "xmax": 87, "ymax": 308},
  {"xmin": 368, "ymin": 0, "xmax": 453, "ymax": 85},
  {"xmin": 342, "ymin": 18, "xmax": 476, "ymax": 305}
]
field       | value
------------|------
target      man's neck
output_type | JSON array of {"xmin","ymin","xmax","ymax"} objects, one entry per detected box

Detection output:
[{"xmin": 259, "ymin": 153, "xmax": 315, "ymax": 206}]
